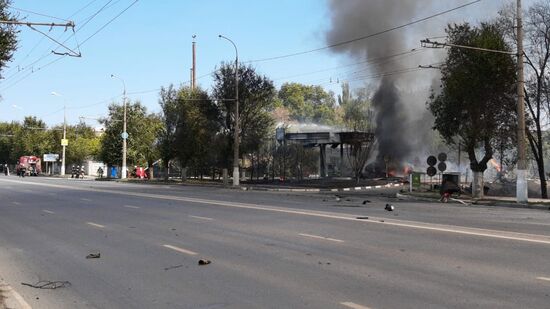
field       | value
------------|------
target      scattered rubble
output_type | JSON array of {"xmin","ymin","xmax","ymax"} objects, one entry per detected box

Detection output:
[
  {"xmin": 86, "ymin": 251, "xmax": 101, "ymax": 259},
  {"xmin": 385, "ymin": 204, "xmax": 395, "ymax": 211},
  {"xmin": 198, "ymin": 259, "xmax": 211, "ymax": 265},
  {"xmin": 164, "ymin": 265, "xmax": 183, "ymax": 271}
]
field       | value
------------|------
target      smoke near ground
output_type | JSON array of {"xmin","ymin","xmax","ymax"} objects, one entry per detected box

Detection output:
[{"xmin": 325, "ymin": 0, "xmax": 501, "ymax": 166}]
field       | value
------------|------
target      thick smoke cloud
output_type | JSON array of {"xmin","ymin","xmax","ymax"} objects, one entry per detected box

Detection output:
[{"xmin": 325, "ymin": 0, "xmax": 497, "ymax": 165}]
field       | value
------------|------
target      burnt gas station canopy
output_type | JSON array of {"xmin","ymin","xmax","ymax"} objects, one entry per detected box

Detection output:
[
  {"xmin": 284, "ymin": 131, "xmax": 374, "ymax": 147},
  {"xmin": 280, "ymin": 129, "xmax": 374, "ymax": 178}
]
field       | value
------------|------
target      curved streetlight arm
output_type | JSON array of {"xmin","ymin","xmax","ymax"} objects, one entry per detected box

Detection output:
[
  {"xmin": 218, "ymin": 35, "xmax": 238, "ymax": 61},
  {"xmin": 110, "ymin": 74, "xmax": 126, "ymax": 96}
]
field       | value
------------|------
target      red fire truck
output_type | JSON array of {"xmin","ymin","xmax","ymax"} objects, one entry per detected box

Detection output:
[{"xmin": 16, "ymin": 156, "xmax": 42, "ymax": 176}]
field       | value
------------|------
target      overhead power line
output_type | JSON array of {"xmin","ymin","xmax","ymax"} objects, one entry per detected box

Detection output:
[
  {"xmin": 420, "ymin": 38, "xmax": 516, "ymax": 55},
  {"xmin": 8, "ymin": 5, "xmax": 71, "ymax": 22},
  {"xmin": 248, "ymin": 0, "xmax": 482, "ymax": 63},
  {"xmin": 0, "ymin": 0, "xmax": 139, "ymax": 92}
]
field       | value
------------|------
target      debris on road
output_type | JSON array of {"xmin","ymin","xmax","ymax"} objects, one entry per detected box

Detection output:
[
  {"xmin": 198, "ymin": 259, "xmax": 211, "ymax": 265},
  {"xmin": 164, "ymin": 265, "xmax": 183, "ymax": 271},
  {"xmin": 86, "ymin": 251, "xmax": 101, "ymax": 259},
  {"xmin": 385, "ymin": 204, "xmax": 395, "ymax": 211},
  {"xmin": 449, "ymin": 198, "xmax": 469, "ymax": 205},
  {"xmin": 21, "ymin": 281, "xmax": 71, "ymax": 289},
  {"xmin": 356, "ymin": 216, "xmax": 369, "ymax": 220},
  {"xmin": 362, "ymin": 200, "xmax": 371, "ymax": 204}
]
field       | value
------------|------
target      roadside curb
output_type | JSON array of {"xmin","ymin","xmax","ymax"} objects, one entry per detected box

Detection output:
[
  {"xmin": 399, "ymin": 192, "xmax": 550, "ymax": 211},
  {"xmin": 240, "ymin": 183, "xmax": 404, "ymax": 193}
]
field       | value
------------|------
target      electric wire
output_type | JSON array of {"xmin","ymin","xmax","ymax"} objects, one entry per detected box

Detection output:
[
  {"xmin": 1, "ymin": 0, "xmax": 139, "ymax": 92},
  {"xmin": 247, "ymin": 0, "xmax": 482, "ymax": 63},
  {"xmin": 2, "ymin": 0, "xmax": 107, "ymax": 82},
  {"xmin": 8, "ymin": 5, "xmax": 70, "ymax": 22}
]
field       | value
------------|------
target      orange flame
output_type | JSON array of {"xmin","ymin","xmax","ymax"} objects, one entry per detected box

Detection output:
[{"xmin": 489, "ymin": 159, "xmax": 501, "ymax": 172}]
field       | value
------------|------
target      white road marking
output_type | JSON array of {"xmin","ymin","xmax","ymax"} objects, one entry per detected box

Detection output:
[
  {"xmin": 11, "ymin": 201, "xmax": 20, "ymax": 205},
  {"xmin": 189, "ymin": 215, "xmax": 214, "ymax": 221},
  {"xmin": 80, "ymin": 198, "xmax": 92, "ymax": 202},
  {"xmin": 299, "ymin": 233, "xmax": 344, "ymax": 243},
  {"xmin": 42, "ymin": 210, "xmax": 55, "ymax": 214},
  {"xmin": 4, "ymin": 178, "xmax": 550, "ymax": 246},
  {"xmin": 162, "ymin": 244, "xmax": 198, "ymax": 256},
  {"xmin": 341, "ymin": 302, "xmax": 371, "ymax": 309},
  {"xmin": 86, "ymin": 222, "xmax": 105, "ymax": 228},
  {"xmin": 123, "ymin": 205, "xmax": 140, "ymax": 209},
  {"xmin": 536, "ymin": 277, "xmax": 550, "ymax": 282},
  {"xmin": 0, "ymin": 284, "xmax": 32, "ymax": 309}
]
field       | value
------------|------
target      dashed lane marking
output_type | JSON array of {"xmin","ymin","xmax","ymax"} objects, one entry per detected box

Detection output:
[
  {"xmin": 86, "ymin": 222, "xmax": 105, "ymax": 228},
  {"xmin": 537, "ymin": 277, "xmax": 550, "ymax": 282},
  {"xmin": 341, "ymin": 302, "xmax": 372, "ymax": 309},
  {"xmin": 42, "ymin": 210, "xmax": 55, "ymax": 214},
  {"xmin": 3, "ymin": 178, "xmax": 550, "ymax": 246},
  {"xmin": 11, "ymin": 201, "xmax": 20, "ymax": 205},
  {"xmin": 189, "ymin": 215, "xmax": 214, "ymax": 221},
  {"xmin": 162, "ymin": 244, "xmax": 198, "ymax": 256},
  {"xmin": 299, "ymin": 233, "xmax": 344, "ymax": 243},
  {"xmin": 123, "ymin": 205, "xmax": 140, "ymax": 209},
  {"xmin": 80, "ymin": 198, "xmax": 92, "ymax": 202}
]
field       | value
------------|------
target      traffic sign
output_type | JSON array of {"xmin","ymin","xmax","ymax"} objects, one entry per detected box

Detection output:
[
  {"xmin": 43, "ymin": 154, "xmax": 59, "ymax": 162},
  {"xmin": 121, "ymin": 132, "xmax": 128, "ymax": 139},
  {"xmin": 438, "ymin": 162, "xmax": 447, "ymax": 172},
  {"xmin": 61, "ymin": 139, "xmax": 68, "ymax": 146},
  {"xmin": 427, "ymin": 166, "xmax": 437, "ymax": 177},
  {"xmin": 438, "ymin": 152, "xmax": 447, "ymax": 162},
  {"xmin": 427, "ymin": 156, "xmax": 437, "ymax": 166}
]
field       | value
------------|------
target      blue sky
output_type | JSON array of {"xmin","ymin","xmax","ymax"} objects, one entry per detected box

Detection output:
[{"xmin": 0, "ymin": 0, "xmax": 518, "ymax": 126}]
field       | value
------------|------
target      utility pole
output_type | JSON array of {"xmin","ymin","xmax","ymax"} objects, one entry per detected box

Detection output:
[
  {"xmin": 516, "ymin": 0, "xmax": 528, "ymax": 203},
  {"xmin": 62, "ymin": 105, "xmax": 66, "ymax": 176},
  {"xmin": 111, "ymin": 74, "xmax": 127, "ymax": 179},
  {"xmin": 192, "ymin": 35, "xmax": 197, "ymax": 89},
  {"xmin": 52, "ymin": 92, "xmax": 67, "ymax": 176},
  {"xmin": 219, "ymin": 35, "xmax": 240, "ymax": 186}
]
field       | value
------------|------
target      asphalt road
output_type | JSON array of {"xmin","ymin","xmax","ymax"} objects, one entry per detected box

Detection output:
[{"xmin": 1, "ymin": 176, "xmax": 550, "ymax": 309}]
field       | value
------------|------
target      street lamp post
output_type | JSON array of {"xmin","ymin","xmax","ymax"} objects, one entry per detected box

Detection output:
[
  {"xmin": 218, "ymin": 34, "xmax": 240, "ymax": 186},
  {"xmin": 51, "ymin": 92, "xmax": 66, "ymax": 176},
  {"xmin": 111, "ymin": 74, "xmax": 127, "ymax": 179}
]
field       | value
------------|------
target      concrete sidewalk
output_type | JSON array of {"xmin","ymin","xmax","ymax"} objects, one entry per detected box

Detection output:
[{"xmin": 402, "ymin": 191, "xmax": 550, "ymax": 211}]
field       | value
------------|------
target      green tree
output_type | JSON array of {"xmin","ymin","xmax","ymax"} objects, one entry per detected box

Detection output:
[
  {"xmin": 278, "ymin": 82, "xmax": 337, "ymax": 124},
  {"xmin": 498, "ymin": 1, "xmax": 550, "ymax": 198},
  {"xmin": 11, "ymin": 116, "xmax": 53, "ymax": 160},
  {"xmin": 0, "ymin": 121, "xmax": 20, "ymax": 163},
  {"xmin": 140, "ymin": 113, "xmax": 162, "ymax": 179},
  {"xmin": 0, "ymin": 0, "xmax": 18, "ymax": 79},
  {"xmin": 212, "ymin": 62, "xmax": 276, "ymax": 168},
  {"xmin": 157, "ymin": 85, "xmax": 179, "ymax": 180},
  {"xmin": 428, "ymin": 22, "xmax": 517, "ymax": 198},
  {"xmin": 99, "ymin": 101, "xmax": 157, "ymax": 174},
  {"xmin": 174, "ymin": 86, "xmax": 220, "ymax": 176},
  {"xmin": 48, "ymin": 122, "xmax": 100, "ymax": 166}
]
